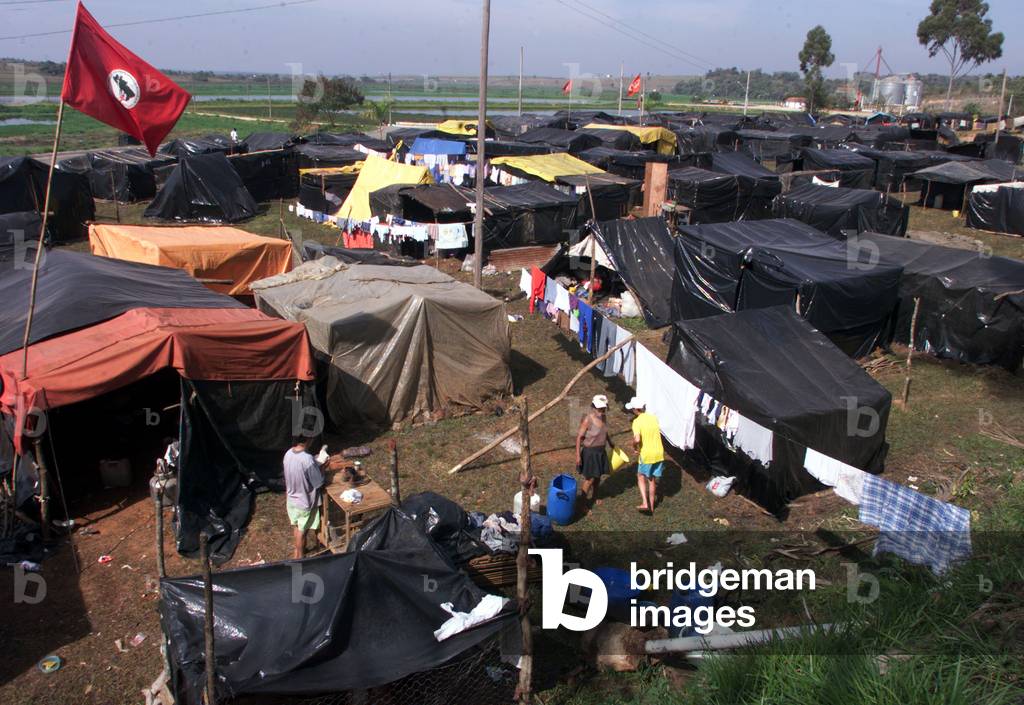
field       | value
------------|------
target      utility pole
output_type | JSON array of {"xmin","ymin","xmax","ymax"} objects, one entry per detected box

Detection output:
[
  {"xmin": 743, "ymin": 70, "xmax": 751, "ymax": 116},
  {"xmin": 517, "ymin": 46, "xmax": 524, "ymax": 116},
  {"xmin": 617, "ymin": 61, "xmax": 623, "ymax": 116},
  {"xmin": 266, "ymin": 75, "xmax": 272, "ymax": 120},
  {"xmin": 995, "ymin": 68, "xmax": 1007, "ymax": 145},
  {"xmin": 473, "ymin": 0, "xmax": 491, "ymax": 290},
  {"xmin": 388, "ymin": 71, "xmax": 393, "ymax": 126}
]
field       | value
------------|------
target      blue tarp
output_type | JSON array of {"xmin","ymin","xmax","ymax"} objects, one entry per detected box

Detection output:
[{"xmin": 409, "ymin": 137, "xmax": 467, "ymax": 156}]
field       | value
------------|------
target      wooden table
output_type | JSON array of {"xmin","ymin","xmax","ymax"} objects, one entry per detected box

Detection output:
[{"xmin": 319, "ymin": 470, "xmax": 394, "ymax": 551}]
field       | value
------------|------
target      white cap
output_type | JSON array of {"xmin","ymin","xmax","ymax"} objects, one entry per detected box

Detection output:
[
  {"xmin": 591, "ymin": 394, "xmax": 608, "ymax": 409},
  {"xmin": 625, "ymin": 396, "xmax": 646, "ymax": 411}
]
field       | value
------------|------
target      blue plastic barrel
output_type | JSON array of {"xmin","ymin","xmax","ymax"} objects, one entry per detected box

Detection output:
[
  {"xmin": 546, "ymin": 474, "xmax": 577, "ymax": 525},
  {"xmin": 669, "ymin": 588, "xmax": 715, "ymax": 638},
  {"xmin": 594, "ymin": 567, "xmax": 642, "ymax": 605}
]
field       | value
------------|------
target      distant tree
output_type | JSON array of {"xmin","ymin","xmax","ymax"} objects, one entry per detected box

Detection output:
[
  {"xmin": 647, "ymin": 90, "xmax": 662, "ymax": 106},
  {"xmin": 799, "ymin": 25, "xmax": 835, "ymax": 115},
  {"xmin": 917, "ymin": 0, "xmax": 1003, "ymax": 110},
  {"xmin": 362, "ymin": 98, "xmax": 395, "ymax": 137},
  {"xmin": 963, "ymin": 101, "xmax": 982, "ymax": 117},
  {"xmin": 293, "ymin": 75, "xmax": 364, "ymax": 129}
]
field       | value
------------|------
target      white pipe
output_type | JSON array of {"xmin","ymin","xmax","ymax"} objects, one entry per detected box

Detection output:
[{"xmin": 645, "ymin": 623, "xmax": 834, "ymax": 654}]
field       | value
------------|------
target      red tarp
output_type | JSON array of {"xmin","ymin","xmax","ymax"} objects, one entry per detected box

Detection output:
[{"xmin": 1, "ymin": 307, "xmax": 314, "ymax": 451}]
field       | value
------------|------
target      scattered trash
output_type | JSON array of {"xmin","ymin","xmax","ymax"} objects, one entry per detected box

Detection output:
[
  {"xmin": 84, "ymin": 684, "xmax": 93, "ymax": 695},
  {"xmin": 316, "ymin": 445, "xmax": 330, "ymax": 464},
  {"xmin": 78, "ymin": 527, "xmax": 100, "ymax": 537},
  {"xmin": 907, "ymin": 475, "xmax": 919, "ymax": 482},
  {"xmin": 339, "ymin": 488, "xmax": 363, "ymax": 504},
  {"xmin": 705, "ymin": 476, "xmax": 736, "ymax": 498},
  {"xmin": 713, "ymin": 517, "xmax": 730, "ymax": 527},
  {"xmin": 97, "ymin": 555, "xmax": 113, "ymax": 564},
  {"xmin": 37, "ymin": 655, "xmax": 62, "ymax": 673},
  {"xmin": 121, "ymin": 564, "xmax": 135, "ymax": 571},
  {"xmin": 130, "ymin": 632, "xmax": 147, "ymax": 648},
  {"xmin": 17, "ymin": 560, "xmax": 42, "ymax": 573},
  {"xmin": 341, "ymin": 446, "xmax": 372, "ymax": 458},
  {"xmin": 507, "ymin": 314, "xmax": 523, "ymax": 323},
  {"xmin": 53, "ymin": 519, "xmax": 75, "ymax": 529},
  {"xmin": 114, "ymin": 638, "xmax": 129, "ymax": 653},
  {"xmin": 665, "ymin": 532, "xmax": 688, "ymax": 546},
  {"xmin": 909, "ymin": 484, "xmax": 920, "ymax": 491}
]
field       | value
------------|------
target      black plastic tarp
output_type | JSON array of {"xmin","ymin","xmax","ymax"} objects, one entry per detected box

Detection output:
[
  {"xmin": 578, "ymin": 147, "xmax": 699, "ymax": 181},
  {"xmin": 57, "ymin": 147, "xmax": 175, "ymax": 202},
  {"xmin": 303, "ymin": 132, "xmax": 390, "ymax": 153},
  {"xmin": 855, "ymin": 231, "xmax": 1024, "ymax": 370},
  {"xmin": 674, "ymin": 125, "xmax": 738, "ymax": 154},
  {"xmin": 0, "ymin": 249, "xmax": 245, "ymax": 356},
  {"xmin": 299, "ymin": 169, "xmax": 360, "ymax": 213},
  {"xmin": 302, "ymin": 241, "xmax": 418, "ymax": 266},
  {"xmin": 777, "ymin": 148, "xmax": 876, "ymax": 189},
  {"xmin": 914, "ymin": 159, "xmax": 1021, "ymax": 209},
  {"xmin": 667, "ymin": 306, "xmax": 890, "ymax": 512},
  {"xmin": 672, "ymin": 218, "xmax": 904, "ymax": 357},
  {"xmin": 242, "ymin": 132, "xmax": 297, "ymax": 152},
  {"xmin": 160, "ymin": 507, "xmax": 517, "ymax": 705},
  {"xmin": 0, "ymin": 156, "xmax": 95, "ymax": 242},
  {"xmin": 595, "ymin": 216, "xmax": 676, "ymax": 327},
  {"xmin": 293, "ymin": 143, "xmax": 367, "ymax": 169},
  {"xmin": 159, "ymin": 136, "xmax": 235, "ymax": 159},
  {"xmin": 772, "ymin": 183, "xmax": 909, "ymax": 237},
  {"xmin": 667, "ymin": 167, "xmax": 746, "ymax": 224},
  {"xmin": 707, "ymin": 152, "xmax": 782, "ymax": 219},
  {"xmin": 967, "ymin": 183, "xmax": 1024, "ymax": 236},
  {"xmin": 574, "ymin": 127, "xmax": 643, "ymax": 151},
  {"xmin": 482, "ymin": 183, "xmax": 580, "ymax": 249},
  {"xmin": 517, "ymin": 127, "xmax": 602, "ymax": 154},
  {"xmin": 0, "ymin": 211, "xmax": 40, "ymax": 264},
  {"xmin": 735, "ymin": 129, "xmax": 811, "ymax": 161},
  {"xmin": 479, "ymin": 141, "xmax": 552, "ymax": 157},
  {"xmin": 555, "ymin": 174, "xmax": 640, "ymax": 222},
  {"xmin": 847, "ymin": 147, "xmax": 932, "ymax": 190},
  {"xmin": 144, "ymin": 153, "xmax": 259, "ymax": 223},
  {"xmin": 227, "ymin": 149, "xmax": 298, "ymax": 201}
]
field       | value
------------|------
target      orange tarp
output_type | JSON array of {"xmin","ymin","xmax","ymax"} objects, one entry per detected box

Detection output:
[
  {"xmin": 0, "ymin": 307, "xmax": 314, "ymax": 451},
  {"xmin": 89, "ymin": 223, "xmax": 294, "ymax": 296}
]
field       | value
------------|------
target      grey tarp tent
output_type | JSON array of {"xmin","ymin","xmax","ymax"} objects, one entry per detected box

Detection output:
[{"xmin": 252, "ymin": 258, "xmax": 512, "ymax": 426}]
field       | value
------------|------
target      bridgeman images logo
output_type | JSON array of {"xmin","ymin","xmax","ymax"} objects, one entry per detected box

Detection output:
[{"xmin": 108, "ymin": 69, "xmax": 140, "ymax": 109}]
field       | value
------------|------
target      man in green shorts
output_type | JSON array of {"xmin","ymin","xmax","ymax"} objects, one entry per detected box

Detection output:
[
  {"xmin": 626, "ymin": 397, "xmax": 664, "ymax": 513},
  {"xmin": 284, "ymin": 436, "xmax": 325, "ymax": 558}
]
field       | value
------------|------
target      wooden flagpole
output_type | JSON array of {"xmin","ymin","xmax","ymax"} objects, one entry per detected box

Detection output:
[{"xmin": 20, "ymin": 99, "xmax": 67, "ymax": 380}]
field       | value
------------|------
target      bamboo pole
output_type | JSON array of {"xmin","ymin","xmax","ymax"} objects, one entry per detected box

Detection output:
[
  {"xmin": 110, "ymin": 169, "xmax": 121, "ymax": 222},
  {"xmin": 514, "ymin": 398, "xmax": 533, "ymax": 705},
  {"xmin": 388, "ymin": 439, "xmax": 400, "ymax": 506},
  {"xmin": 200, "ymin": 532, "xmax": 217, "ymax": 705},
  {"xmin": 449, "ymin": 335, "xmax": 634, "ymax": 474},
  {"xmin": 153, "ymin": 466, "xmax": 166, "ymax": 579},
  {"xmin": 473, "ymin": 0, "xmax": 491, "ymax": 290},
  {"xmin": 32, "ymin": 438, "xmax": 51, "ymax": 542},
  {"xmin": 21, "ymin": 100, "xmax": 66, "ymax": 379},
  {"xmin": 901, "ymin": 297, "xmax": 921, "ymax": 408}
]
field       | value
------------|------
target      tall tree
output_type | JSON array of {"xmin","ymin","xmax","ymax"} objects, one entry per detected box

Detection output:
[
  {"xmin": 799, "ymin": 25, "xmax": 835, "ymax": 115},
  {"xmin": 293, "ymin": 74, "xmax": 364, "ymax": 129},
  {"xmin": 917, "ymin": 0, "xmax": 1003, "ymax": 110}
]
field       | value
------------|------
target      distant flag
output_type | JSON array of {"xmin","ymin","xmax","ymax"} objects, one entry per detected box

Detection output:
[
  {"xmin": 61, "ymin": 2, "xmax": 191, "ymax": 155},
  {"xmin": 562, "ymin": 79, "xmax": 573, "ymax": 94},
  {"xmin": 626, "ymin": 74, "xmax": 642, "ymax": 97}
]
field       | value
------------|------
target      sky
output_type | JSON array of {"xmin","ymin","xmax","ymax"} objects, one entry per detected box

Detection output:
[{"xmin": 1, "ymin": 0, "xmax": 1021, "ymax": 79}]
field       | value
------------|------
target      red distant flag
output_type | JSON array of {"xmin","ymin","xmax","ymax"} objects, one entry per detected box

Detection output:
[
  {"xmin": 562, "ymin": 79, "xmax": 573, "ymax": 94},
  {"xmin": 61, "ymin": 2, "xmax": 190, "ymax": 155},
  {"xmin": 626, "ymin": 74, "xmax": 642, "ymax": 97}
]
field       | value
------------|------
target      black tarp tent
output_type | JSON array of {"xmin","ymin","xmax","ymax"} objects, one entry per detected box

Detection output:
[
  {"xmin": 594, "ymin": 216, "xmax": 676, "ymax": 327},
  {"xmin": 913, "ymin": 159, "xmax": 1021, "ymax": 209},
  {"xmin": 298, "ymin": 168, "xmax": 360, "ymax": 214},
  {"xmin": 772, "ymin": 183, "xmax": 910, "ymax": 237},
  {"xmin": 144, "ymin": 153, "xmax": 259, "ymax": 223},
  {"xmin": 241, "ymin": 131, "xmax": 297, "ymax": 152},
  {"xmin": 666, "ymin": 167, "xmax": 751, "ymax": 224},
  {"xmin": 574, "ymin": 127, "xmax": 643, "ymax": 151},
  {"xmin": 479, "ymin": 141, "xmax": 552, "ymax": 157},
  {"xmin": 517, "ymin": 127, "xmax": 603, "ymax": 154},
  {"xmin": 578, "ymin": 146, "xmax": 698, "ymax": 180},
  {"xmin": 555, "ymin": 173, "xmax": 641, "ymax": 222},
  {"xmin": 293, "ymin": 143, "xmax": 367, "ymax": 169},
  {"xmin": 776, "ymin": 148, "xmax": 876, "ymax": 189},
  {"xmin": 159, "ymin": 507, "xmax": 518, "ymax": 705},
  {"xmin": 227, "ymin": 149, "xmax": 298, "ymax": 201},
  {"xmin": 57, "ymin": 147, "xmax": 176, "ymax": 202},
  {"xmin": 735, "ymin": 129, "xmax": 811, "ymax": 161},
  {"xmin": 0, "ymin": 156, "xmax": 95, "ymax": 242},
  {"xmin": 854, "ymin": 231, "xmax": 1024, "ymax": 370},
  {"xmin": 708, "ymin": 152, "xmax": 782, "ymax": 219},
  {"xmin": 846, "ymin": 147, "xmax": 933, "ymax": 190},
  {"xmin": 0, "ymin": 211, "xmax": 41, "ymax": 263},
  {"xmin": 967, "ymin": 182, "xmax": 1024, "ymax": 236},
  {"xmin": 302, "ymin": 132, "xmax": 390, "ymax": 152},
  {"xmin": 667, "ymin": 306, "xmax": 891, "ymax": 513},
  {"xmin": 973, "ymin": 131, "xmax": 1024, "ymax": 163},
  {"xmin": 672, "ymin": 218, "xmax": 904, "ymax": 357},
  {"xmin": 674, "ymin": 125, "xmax": 739, "ymax": 154},
  {"xmin": 159, "ymin": 136, "xmax": 234, "ymax": 159},
  {"xmin": 491, "ymin": 114, "xmax": 569, "ymax": 140}
]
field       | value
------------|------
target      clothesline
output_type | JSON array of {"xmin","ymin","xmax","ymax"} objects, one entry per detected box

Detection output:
[
  {"xmin": 294, "ymin": 203, "xmax": 471, "ymax": 250},
  {"xmin": 521, "ymin": 266, "xmax": 973, "ymax": 575}
]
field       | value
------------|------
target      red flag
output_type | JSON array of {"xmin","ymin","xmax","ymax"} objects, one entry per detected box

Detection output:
[
  {"xmin": 626, "ymin": 74, "xmax": 642, "ymax": 97},
  {"xmin": 61, "ymin": 3, "xmax": 190, "ymax": 155},
  {"xmin": 562, "ymin": 79, "xmax": 572, "ymax": 94}
]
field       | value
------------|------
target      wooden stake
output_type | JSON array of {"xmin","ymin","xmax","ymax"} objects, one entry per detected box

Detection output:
[
  {"xmin": 514, "ymin": 397, "xmax": 534, "ymax": 705},
  {"xmin": 200, "ymin": 532, "xmax": 217, "ymax": 705},
  {"xmin": 473, "ymin": 0, "xmax": 491, "ymax": 290},
  {"xmin": 110, "ymin": 169, "xmax": 121, "ymax": 222},
  {"xmin": 449, "ymin": 335, "xmax": 634, "ymax": 474},
  {"xmin": 153, "ymin": 466, "xmax": 166, "ymax": 579},
  {"xmin": 388, "ymin": 439, "xmax": 400, "ymax": 505},
  {"xmin": 21, "ymin": 100, "xmax": 66, "ymax": 379},
  {"xmin": 901, "ymin": 297, "xmax": 921, "ymax": 408},
  {"xmin": 32, "ymin": 438, "xmax": 51, "ymax": 542}
]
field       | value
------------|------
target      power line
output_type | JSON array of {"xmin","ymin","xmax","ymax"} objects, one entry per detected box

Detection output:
[
  {"xmin": 0, "ymin": 0, "xmax": 70, "ymax": 5},
  {"xmin": 0, "ymin": 0, "xmax": 320, "ymax": 41}
]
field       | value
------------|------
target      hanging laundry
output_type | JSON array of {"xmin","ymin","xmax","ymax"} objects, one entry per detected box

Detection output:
[
  {"xmin": 591, "ymin": 312, "xmax": 604, "ymax": 358},
  {"xmin": 343, "ymin": 229, "xmax": 374, "ymax": 249},
  {"xmin": 436, "ymin": 223, "xmax": 469, "ymax": 249},
  {"xmin": 803, "ymin": 448, "xmax": 868, "ymax": 505},
  {"xmin": 554, "ymin": 284, "xmax": 571, "ymax": 313},
  {"xmin": 569, "ymin": 310, "xmax": 580, "ymax": 334},
  {"xmin": 519, "ymin": 268, "xmax": 532, "ymax": 296},
  {"xmin": 529, "ymin": 267, "xmax": 546, "ymax": 314},
  {"xmin": 543, "ymin": 277, "xmax": 558, "ymax": 305},
  {"xmin": 859, "ymin": 475, "xmax": 971, "ymax": 575},
  {"xmin": 577, "ymin": 300, "xmax": 594, "ymax": 353},
  {"xmin": 608, "ymin": 324, "xmax": 636, "ymax": 386},
  {"xmin": 593, "ymin": 313, "xmax": 618, "ymax": 370},
  {"xmin": 732, "ymin": 414, "xmax": 774, "ymax": 466},
  {"xmin": 634, "ymin": 344, "xmax": 700, "ymax": 450}
]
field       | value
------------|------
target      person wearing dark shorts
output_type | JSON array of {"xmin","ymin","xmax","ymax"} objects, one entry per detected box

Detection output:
[{"xmin": 576, "ymin": 394, "xmax": 616, "ymax": 509}]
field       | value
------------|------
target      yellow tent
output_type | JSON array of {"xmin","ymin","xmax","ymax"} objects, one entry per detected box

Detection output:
[
  {"xmin": 490, "ymin": 153, "xmax": 605, "ymax": 183},
  {"xmin": 336, "ymin": 156, "xmax": 434, "ymax": 221},
  {"xmin": 89, "ymin": 223, "xmax": 293, "ymax": 296},
  {"xmin": 299, "ymin": 164, "xmax": 363, "ymax": 177},
  {"xmin": 434, "ymin": 119, "xmax": 495, "ymax": 136},
  {"xmin": 583, "ymin": 123, "xmax": 678, "ymax": 155}
]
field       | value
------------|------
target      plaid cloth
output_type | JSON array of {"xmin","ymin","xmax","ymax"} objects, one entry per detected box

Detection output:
[{"xmin": 859, "ymin": 475, "xmax": 971, "ymax": 575}]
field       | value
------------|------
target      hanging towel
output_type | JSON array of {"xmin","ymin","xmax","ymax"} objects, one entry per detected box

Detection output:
[
  {"xmin": 634, "ymin": 344, "xmax": 700, "ymax": 450},
  {"xmin": 612, "ymin": 325, "xmax": 636, "ymax": 386},
  {"xmin": 594, "ymin": 313, "xmax": 618, "ymax": 372},
  {"xmin": 543, "ymin": 277, "xmax": 558, "ymax": 304},
  {"xmin": 554, "ymin": 284, "xmax": 571, "ymax": 313},
  {"xmin": 519, "ymin": 268, "xmax": 532, "ymax": 296},
  {"xmin": 803, "ymin": 447, "xmax": 869, "ymax": 505},
  {"xmin": 436, "ymin": 223, "xmax": 469, "ymax": 249},
  {"xmin": 859, "ymin": 475, "xmax": 972, "ymax": 575},
  {"xmin": 529, "ymin": 267, "xmax": 546, "ymax": 314},
  {"xmin": 577, "ymin": 300, "xmax": 594, "ymax": 352},
  {"xmin": 732, "ymin": 414, "xmax": 774, "ymax": 466}
]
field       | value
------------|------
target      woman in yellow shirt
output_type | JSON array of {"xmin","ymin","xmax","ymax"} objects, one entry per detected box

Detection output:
[{"xmin": 626, "ymin": 397, "xmax": 664, "ymax": 513}]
